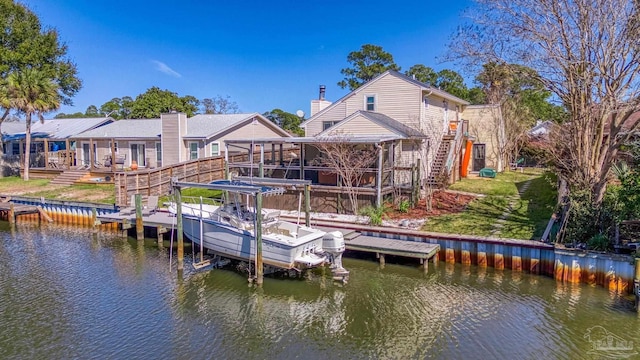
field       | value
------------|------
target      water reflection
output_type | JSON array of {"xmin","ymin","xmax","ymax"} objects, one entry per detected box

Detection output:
[{"xmin": 0, "ymin": 225, "xmax": 638, "ymax": 360}]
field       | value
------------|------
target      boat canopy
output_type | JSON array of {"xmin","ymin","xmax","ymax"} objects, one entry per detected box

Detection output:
[{"xmin": 209, "ymin": 180, "xmax": 285, "ymax": 196}]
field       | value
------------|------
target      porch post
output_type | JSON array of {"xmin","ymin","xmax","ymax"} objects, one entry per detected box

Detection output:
[
  {"xmin": 271, "ymin": 143, "xmax": 275, "ymax": 164},
  {"xmin": 390, "ymin": 141, "xmax": 396, "ymax": 188},
  {"xmin": 279, "ymin": 144, "xmax": 283, "ymax": 164},
  {"xmin": 89, "ymin": 138, "xmax": 94, "ymax": 169},
  {"xmin": 110, "ymin": 139, "xmax": 116, "ymax": 172},
  {"xmin": 44, "ymin": 138, "xmax": 49, "ymax": 169},
  {"xmin": 376, "ymin": 143, "xmax": 383, "ymax": 208},
  {"xmin": 65, "ymin": 139, "xmax": 71, "ymax": 169},
  {"xmin": 259, "ymin": 143, "xmax": 264, "ymax": 177},
  {"xmin": 299, "ymin": 143, "xmax": 305, "ymax": 180}
]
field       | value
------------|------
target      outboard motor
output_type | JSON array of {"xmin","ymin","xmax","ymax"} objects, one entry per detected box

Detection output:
[{"xmin": 323, "ymin": 231, "xmax": 349, "ymax": 281}]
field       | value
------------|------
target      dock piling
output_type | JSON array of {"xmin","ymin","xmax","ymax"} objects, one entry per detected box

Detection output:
[
  {"xmin": 8, "ymin": 203, "xmax": 15, "ymax": 227},
  {"xmin": 175, "ymin": 186, "xmax": 184, "ymax": 271},
  {"xmin": 135, "ymin": 194, "xmax": 143, "ymax": 241},
  {"xmin": 635, "ymin": 258, "xmax": 639, "ymax": 312},
  {"xmin": 255, "ymin": 192, "xmax": 263, "ymax": 285}
]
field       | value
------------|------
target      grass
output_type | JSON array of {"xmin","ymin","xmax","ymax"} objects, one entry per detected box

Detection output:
[
  {"xmin": 0, "ymin": 176, "xmax": 115, "ymax": 204},
  {"xmin": 425, "ymin": 196, "xmax": 510, "ymax": 236},
  {"xmin": 424, "ymin": 169, "xmax": 557, "ymax": 240},
  {"xmin": 159, "ymin": 188, "xmax": 223, "ymax": 205},
  {"xmin": 448, "ymin": 168, "xmax": 546, "ymax": 196}
]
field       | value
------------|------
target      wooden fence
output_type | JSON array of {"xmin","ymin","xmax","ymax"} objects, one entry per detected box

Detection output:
[
  {"xmin": 114, "ymin": 157, "xmax": 225, "ymax": 205},
  {"xmin": 113, "ymin": 152, "xmax": 281, "ymax": 206}
]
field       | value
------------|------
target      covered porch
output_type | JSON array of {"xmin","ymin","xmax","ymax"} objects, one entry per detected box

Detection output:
[{"xmin": 224, "ymin": 136, "xmax": 406, "ymax": 210}]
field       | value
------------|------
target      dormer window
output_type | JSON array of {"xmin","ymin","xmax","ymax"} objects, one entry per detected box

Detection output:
[{"xmin": 365, "ymin": 95, "xmax": 376, "ymax": 111}]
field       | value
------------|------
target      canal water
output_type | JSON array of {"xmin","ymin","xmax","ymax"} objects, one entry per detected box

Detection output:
[{"xmin": 0, "ymin": 224, "xmax": 638, "ymax": 360}]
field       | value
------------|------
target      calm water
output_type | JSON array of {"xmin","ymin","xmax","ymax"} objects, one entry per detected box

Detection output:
[{"xmin": 0, "ymin": 224, "xmax": 638, "ymax": 360}]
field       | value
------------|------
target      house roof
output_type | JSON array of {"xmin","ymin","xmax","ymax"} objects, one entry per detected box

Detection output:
[
  {"xmin": 183, "ymin": 113, "xmax": 291, "ymax": 140},
  {"xmin": 301, "ymin": 70, "xmax": 470, "ymax": 128},
  {"xmin": 74, "ymin": 118, "xmax": 161, "ymax": 139},
  {"xmin": 528, "ymin": 120, "xmax": 554, "ymax": 136},
  {"xmin": 316, "ymin": 110, "xmax": 427, "ymax": 139},
  {"xmin": 224, "ymin": 135, "xmax": 403, "ymax": 145},
  {"xmin": 31, "ymin": 117, "xmax": 114, "ymax": 139},
  {"xmin": 1, "ymin": 117, "xmax": 113, "ymax": 140}
]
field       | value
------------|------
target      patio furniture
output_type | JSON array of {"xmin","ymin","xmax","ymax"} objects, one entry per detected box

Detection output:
[
  {"xmin": 510, "ymin": 158, "xmax": 524, "ymax": 172},
  {"xmin": 479, "ymin": 168, "xmax": 496, "ymax": 178}
]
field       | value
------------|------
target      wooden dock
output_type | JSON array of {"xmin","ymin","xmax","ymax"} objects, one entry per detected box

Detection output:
[
  {"xmin": 96, "ymin": 210, "xmax": 175, "ymax": 243},
  {"xmin": 323, "ymin": 228, "xmax": 440, "ymax": 271}
]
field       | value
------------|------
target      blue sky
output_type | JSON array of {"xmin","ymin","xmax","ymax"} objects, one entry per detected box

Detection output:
[{"xmin": 28, "ymin": 0, "xmax": 473, "ymax": 117}]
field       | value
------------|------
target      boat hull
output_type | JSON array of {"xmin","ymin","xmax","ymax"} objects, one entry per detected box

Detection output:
[{"xmin": 182, "ymin": 215, "xmax": 326, "ymax": 270}]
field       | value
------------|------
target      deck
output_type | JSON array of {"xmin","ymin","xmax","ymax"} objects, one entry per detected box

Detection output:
[{"xmin": 321, "ymin": 227, "xmax": 440, "ymax": 271}]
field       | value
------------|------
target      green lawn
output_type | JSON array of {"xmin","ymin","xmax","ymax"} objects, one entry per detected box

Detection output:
[
  {"xmin": 424, "ymin": 169, "xmax": 557, "ymax": 240},
  {"xmin": 0, "ymin": 176, "xmax": 115, "ymax": 204}
]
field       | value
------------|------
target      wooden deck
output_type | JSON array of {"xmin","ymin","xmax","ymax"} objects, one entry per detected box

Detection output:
[{"xmin": 328, "ymin": 228, "xmax": 440, "ymax": 271}]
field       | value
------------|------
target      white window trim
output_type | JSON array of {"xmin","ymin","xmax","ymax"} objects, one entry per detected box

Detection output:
[
  {"xmin": 210, "ymin": 141, "xmax": 220, "ymax": 156},
  {"xmin": 155, "ymin": 142, "xmax": 162, "ymax": 162},
  {"xmin": 129, "ymin": 142, "xmax": 147, "ymax": 167},
  {"xmin": 364, "ymin": 94, "xmax": 376, "ymax": 111},
  {"xmin": 189, "ymin": 141, "xmax": 199, "ymax": 160}
]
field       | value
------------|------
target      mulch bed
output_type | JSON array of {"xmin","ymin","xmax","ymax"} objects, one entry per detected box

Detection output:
[{"xmin": 385, "ymin": 190, "xmax": 477, "ymax": 220}]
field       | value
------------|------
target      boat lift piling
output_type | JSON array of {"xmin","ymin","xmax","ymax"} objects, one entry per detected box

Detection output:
[{"xmin": 170, "ymin": 177, "xmax": 313, "ymax": 285}]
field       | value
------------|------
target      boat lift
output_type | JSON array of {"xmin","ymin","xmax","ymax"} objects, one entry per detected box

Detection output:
[{"xmin": 170, "ymin": 176, "xmax": 313, "ymax": 285}]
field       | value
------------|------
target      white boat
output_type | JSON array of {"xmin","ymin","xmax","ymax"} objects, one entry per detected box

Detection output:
[{"xmin": 171, "ymin": 180, "xmax": 347, "ymax": 274}]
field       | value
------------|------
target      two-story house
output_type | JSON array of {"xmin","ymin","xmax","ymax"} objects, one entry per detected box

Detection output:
[{"xmin": 300, "ymin": 70, "xmax": 471, "ymax": 189}]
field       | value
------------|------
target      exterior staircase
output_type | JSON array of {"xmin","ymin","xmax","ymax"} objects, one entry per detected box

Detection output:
[
  {"xmin": 50, "ymin": 169, "xmax": 89, "ymax": 186},
  {"xmin": 426, "ymin": 136, "xmax": 452, "ymax": 186}
]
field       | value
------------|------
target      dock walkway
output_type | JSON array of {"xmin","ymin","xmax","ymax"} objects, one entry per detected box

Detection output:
[{"xmin": 321, "ymin": 227, "xmax": 440, "ymax": 271}]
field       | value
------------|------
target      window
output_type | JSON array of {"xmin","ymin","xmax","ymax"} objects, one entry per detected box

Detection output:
[
  {"xmin": 211, "ymin": 142, "xmax": 220, "ymax": 156},
  {"xmin": 423, "ymin": 96, "xmax": 429, "ymax": 109},
  {"xmin": 366, "ymin": 95, "xmax": 375, "ymax": 111},
  {"xmin": 322, "ymin": 121, "xmax": 340, "ymax": 131},
  {"xmin": 130, "ymin": 143, "xmax": 146, "ymax": 167},
  {"xmin": 156, "ymin": 142, "xmax": 162, "ymax": 162},
  {"xmin": 114, "ymin": 141, "xmax": 118, "ymax": 154},
  {"xmin": 189, "ymin": 142, "xmax": 199, "ymax": 160}
]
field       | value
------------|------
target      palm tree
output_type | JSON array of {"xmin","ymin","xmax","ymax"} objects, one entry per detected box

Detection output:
[
  {"xmin": 7, "ymin": 68, "xmax": 60, "ymax": 180},
  {"xmin": 0, "ymin": 77, "xmax": 11, "ymax": 156}
]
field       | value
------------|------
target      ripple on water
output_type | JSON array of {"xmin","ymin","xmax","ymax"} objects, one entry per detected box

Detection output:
[{"xmin": 0, "ymin": 227, "xmax": 639, "ymax": 360}]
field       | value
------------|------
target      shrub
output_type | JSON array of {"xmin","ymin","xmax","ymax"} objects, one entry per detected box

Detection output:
[
  {"xmin": 398, "ymin": 199, "xmax": 410, "ymax": 213},
  {"xmin": 360, "ymin": 206, "xmax": 386, "ymax": 226},
  {"xmin": 587, "ymin": 233, "xmax": 609, "ymax": 251}
]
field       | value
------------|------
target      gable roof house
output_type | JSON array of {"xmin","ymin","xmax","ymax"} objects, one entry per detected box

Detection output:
[
  {"xmin": 1, "ymin": 117, "xmax": 114, "ymax": 170},
  {"xmin": 300, "ymin": 70, "xmax": 471, "ymax": 190},
  {"xmin": 71, "ymin": 112, "xmax": 291, "ymax": 170}
]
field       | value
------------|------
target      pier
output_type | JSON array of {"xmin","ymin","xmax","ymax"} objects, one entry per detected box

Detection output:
[{"xmin": 325, "ymin": 228, "xmax": 440, "ymax": 271}]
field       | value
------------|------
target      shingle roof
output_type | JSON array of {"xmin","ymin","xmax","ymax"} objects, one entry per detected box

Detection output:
[
  {"xmin": 358, "ymin": 111, "xmax": 426, "ymax": 138},
  {"xmin": 74, "ymin": 119, "xmax": 161, "ymax": 139},
  {"xmin": 1, "ymin": 117, "xmax": 113, "ymax": 139},
  {"xmin": 31, "ymin": 117, "xmax": 113, "ymax": 139},
  {"xmin": 316, "ymin": 110, "xmax": 426, "ymax": 139},
  {"xmin": 185, "ymin": 113, "xmax": 255, "ymax": 138}
]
